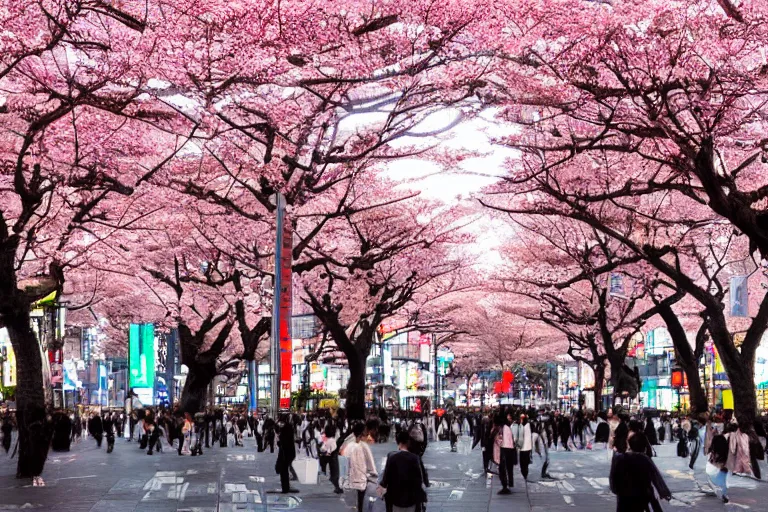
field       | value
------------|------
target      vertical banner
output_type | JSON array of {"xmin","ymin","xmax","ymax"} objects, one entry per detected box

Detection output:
[
  {"xmin": 248, "ymin": 359, "xmax": 258, "ymax": 410},
  {"xmin": 129, "ymin": 323, "xmax": 155, "ymax": 389},
  {"xmin": 730, "ymin": 276, "xmax": 749, "ymax": 317},
  {"xmin": 279, "ymin": 221, "xmax": 293, "ymax": 410},
  {"xmin": 609, "ymin": 273, "xmax": 626, "ymax": 298}
]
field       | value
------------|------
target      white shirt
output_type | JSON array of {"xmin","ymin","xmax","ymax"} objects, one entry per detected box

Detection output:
[{"xmin": 501, "ymin": 425, "xmax": 515, "ymax": 449}]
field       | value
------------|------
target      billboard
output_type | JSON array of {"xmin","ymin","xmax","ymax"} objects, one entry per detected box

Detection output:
[
  {"xmin": 730, "ymin": 276, "xmax": 749, "ymax": 317},
  {"xmin": 0, "ymin": 329, "xmax": 16, "ymax": 387},
  {"xmin": 279, "ymin": 221, "xmax": 293, "ymax": 410},
  {"xmin": 129, "ymin": 323, "xmax": 155, "ymax": 389}
]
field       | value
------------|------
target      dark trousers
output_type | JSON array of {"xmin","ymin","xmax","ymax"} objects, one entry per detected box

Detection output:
[
  {"xmin": 357, "ymin": 489, "xmax": 366, "ymax": 512},
  {"xmin": 751, "ymin": 452, "xmax": 762, "ymax": 479},
  {"xmin": 689, "ymin": 438, "xmax": 700, "ymax": 469},
  {"xmin": 519, "ymin": 450, "xmax": 531, "ymax": 480},
  {"xmin": 106, "ymin": 433, "xmax": 115, "ymax": 453},
  {"xmin": 93, "ymin": 433, "xmax": 103, "ymax": 447},
  {"xmin": 615, "ymin": 496, "xmax": 650, "ymax": 512},
  {"xmin": 148, "ymin": 428, "xmax": 161, "ymax": 454},
  {"xmin": 265, "ymin": 435, "xmax": 275, "ymax": 453},
  {"xmin": 499, "ymin": 448, "xmax": 516, "ymax": 489},
  {"xmin": 482, "ymin": 448, "xmax": 491, "ymax": 472},
  {"xmin": 279, "ymin": 462, "xmax": 292, "ymax": 492},
  {"xmin": 256, "ymin": 433, "xmax": 264, "ymax": 452},
  {"xmin": 329, "ymin": 454, "xmax": 341, "ymax": 490}
]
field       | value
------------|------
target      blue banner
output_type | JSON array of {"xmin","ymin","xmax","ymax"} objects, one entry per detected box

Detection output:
[{"xmin": 730, "ymin": 276, "xmax": 749, "ymax": 317}]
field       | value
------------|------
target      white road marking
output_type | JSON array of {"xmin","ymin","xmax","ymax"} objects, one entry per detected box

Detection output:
[
  {"xmin": 57, "ymin": 475, "xmax": 97, "ymax": 481},
  {"xmin": 563, "ymin": 495, "xmax": 574, "ymax": 506}
]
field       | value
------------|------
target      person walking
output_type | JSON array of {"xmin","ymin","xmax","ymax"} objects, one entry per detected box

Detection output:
[
  {"xmin": 493, "ymin": 413, "xmax": 516, "ymax": 495},
  {"xmin": 595, "ymin": 412, "xmax": 610, "ymax": 449},
  {"xmin": 103, "ymin": 412, "xmax": 115, "ymax": 454},
  {"xmin": 380, "ymin": 431, "xmax": 425, "ymax": 512},
  {"xmin": 51, "ymin": 411, "xmax": 72, "ymax": 452},
  {"xmin": 513, "ymin": 413, "xmax": 533, "ymax": 481},
  {"xmin": 88, "ymin": 412, "xmax": 104, "ymax": 448},
  {"xmin": 473, "ymin": 415, "xmax": 492, "ymax": 473},
  {"xmin": 320, "ymin": 423, "xmax": 343, "ymax": 494},
  {"xmin": 344, "ymin": 422, "xmax": 378, "ymax": 512},
  {"xmin": 706, "ymin": 433, "xmax": 730, "ymax": 503},
  {"xmin": 610, "ymin": 432, "xmax": 672, "ymax": 512},
  {"xmin": 688, "ymin": 418, "xmax": 701, "ymax": 470},
  {"xmin": 558, "ymin": 414, "xmax": 572, "ymax": 451},
  {"xmin": 276, "ymin": 417, "xmax": 298, "ymax": 494}
]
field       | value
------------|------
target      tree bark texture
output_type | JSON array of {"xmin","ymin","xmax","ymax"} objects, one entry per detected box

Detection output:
[
  {"xmin": 179, "ymin": 361, "xmax": 216, "ymax": 414},
  {"xmin": 657, "ymin": 305, "xmax": 709, "ymax": 416},
  {"xmin": 345, "ymin": 356, "xmax": 366, "ymax": 421},
  {"xmin": 5, "ymin": 309, "xmax": 50, "ymax": 478}
]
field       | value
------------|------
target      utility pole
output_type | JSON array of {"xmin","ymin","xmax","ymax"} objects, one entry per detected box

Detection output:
[{"xmin": 270, "ymin": 192, "xmax": 286, "ymax": 420}]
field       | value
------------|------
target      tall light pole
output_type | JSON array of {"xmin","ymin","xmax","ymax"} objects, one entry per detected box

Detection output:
[{"xmin": 270, "ymin": 192, "xmax": 286, "ymax": 420}]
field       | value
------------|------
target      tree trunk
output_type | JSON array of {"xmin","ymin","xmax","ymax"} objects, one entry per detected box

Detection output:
[
  {"xmin": 5, "ymin": 308, "xmax": 50, "ymax": 479},
  {"xmin": 657, "ymin": 305, "xmax": 709, "ymax": 416},
  {"xmin": 708, "ymin": 314, "xmax": 758, "ymax": 432},
  {"xmin": 593, "ymin": 363, "xmax": 605, "ymax": 412},
  {"xmin": 345, "ymin": 356, "xmax": 366, "ymax": 421},
  {"xmin": 684, "ymin": 363, "xmax": 709, "ymax": 417},
  {"xmin": 180, "ymin": 361, "xmax": 216, "ymax": 414},
  {"xmin": 608, "ymin": 353, "xmax": 639, "ymax": 401}
]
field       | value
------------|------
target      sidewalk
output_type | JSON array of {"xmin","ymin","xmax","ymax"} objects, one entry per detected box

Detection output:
[{"xmin": 1, "ymin": 435, "xmax": 765, "ymax": 511}]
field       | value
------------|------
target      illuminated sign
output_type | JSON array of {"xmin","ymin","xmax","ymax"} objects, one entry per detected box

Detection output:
[{"xmin": 129, "ymin": 323, "xmax": 155, "ymax": 389}]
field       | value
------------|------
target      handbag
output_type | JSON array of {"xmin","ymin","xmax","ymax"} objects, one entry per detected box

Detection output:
[{"xmin": 487, "ymin": 460, "xmax": 500, "ymax": 475}]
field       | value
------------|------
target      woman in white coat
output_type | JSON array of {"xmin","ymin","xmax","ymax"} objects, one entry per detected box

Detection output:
[{"xmin": 343, "ymin": 422, "xmax": 377, "ymax": 512}]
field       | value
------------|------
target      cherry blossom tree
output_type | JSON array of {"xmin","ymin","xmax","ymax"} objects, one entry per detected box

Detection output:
[
  {"xmin": 0, "ymin": 0, "xmax": 202, "ymax": 478},
  {"xmin": 486, "ymin": 0, "xmax": 768, "ymax": 428}
]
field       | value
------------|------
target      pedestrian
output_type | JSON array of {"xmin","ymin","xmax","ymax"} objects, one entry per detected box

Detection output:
[
  {"xmin": 688, "ymin": 418, "xmax": 701, "ymax": 470},
  {"xmin": 613, "ymin": 418, "xmax": 629, "ymax": 454},
  {"xmin": 706, "ymin": 433, "xmax": 730, "ymax": 503},
  {"xmin": 320, "ymin": 423, "xmax": 343, "ymax": 494},
  {"xmin": 88, "ymin": 412, "xmax": 104, "ymax": 448},
  {"xmin": 103, "ymin": 412, "xmax": 115, "ymax": 454},
  {"xmin": 407, "ymin": 419, "xmax": 430, "ymax": 487},
  {"xmin": 344, "ymin": 422, "xmax": 377, "ymax": 512},
  {"xmin": 264, "ymin": 415, "xmax": 276, "ymax": 453},
  {"xmin": 145, "ymin": 410, "xmax": 162, "ymax": 455},
  {"xmin": 180, "ymin": 412, "xmax": 193, "ymax": 455},
  {"xmin": 492, "ymin": 413, "xmax": 516, "ymax": 495},
  {"xmin": 610, "ymin": 432, "xmax": 671, "ymax": 512},
  {"xmin": 276, "ymin": 416, "xmax": 298, "ymax": 494},
  {"xmin": 558, "ymin": 414, "xmax": 572, "ymax": 451},
  {"xmin": 642, "ymin": 416, "xmax": 658, "ymax": 447},
  {"xmin": 255, "ymin": 415, "xmax": 264, "ymax": 452},
  {"xmin": 473, "ymin": 415, "xmax": 492, "ymax": 473},
  {"xmin": 595, "ymin": 411, "xmax": 610, "ymax": 449},
  {"xmin": 379, "ymin": 431, "xmax": 426, "ymax": 512},
  {"xmin": 51, "ymin": 411, "xmax": 72, "ymax": 452},
  {"xmin": 724, "ymin": 423, "xmax": 753, "ymax": 476},
  {"xmin": 513, "ymin": 413, "xmax": 533, "ymax": 481}
]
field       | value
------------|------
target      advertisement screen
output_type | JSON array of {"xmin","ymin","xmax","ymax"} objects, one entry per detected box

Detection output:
[
  {"xmin": 129, "ymin": 323, "xmax": 155, "ymax": 389},
  {"xmin": 279, "ymin": 222, "xmax": 293, "ymax": 409},
  {"xmin": 0, "ymin": 329, "xmax": 16, "ymax": 387}
]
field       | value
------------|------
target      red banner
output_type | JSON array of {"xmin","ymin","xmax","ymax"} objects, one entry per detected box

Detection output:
[{"xmin": 279, "ymin": 221, "xmax": 293, "ymax": 409}]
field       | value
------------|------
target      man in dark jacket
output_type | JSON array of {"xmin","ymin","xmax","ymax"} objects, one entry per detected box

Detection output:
[
  {"xmin": 276, "ymin": 416, "xmax": 298, "ymax": 494},
  {"xmin": 88, "ymin": 413, "xmax": 104, "ymax": 448},
  {"xmin": 381, "ymin": 431, "xmax": 425, "ymax": 512},
  {"xmin": 103, "ymin": 413, "xmax": 115, "ymax": 454},
  {"xmin": 472, "ymin": 415, "xmax": 492, "ymax": 473},
  {"xmin": 610, "ymin": 433, "xmax": 671, "ymax": 512}
]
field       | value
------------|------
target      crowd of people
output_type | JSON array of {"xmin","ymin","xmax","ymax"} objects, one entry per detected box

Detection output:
[{"xmin": 5, "ymin": 401, "xmax": 768, "ymax": 510}]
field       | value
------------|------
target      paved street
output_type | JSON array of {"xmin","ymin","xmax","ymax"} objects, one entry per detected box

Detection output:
[{"xmin": 0, "ymin": 436, "xmax": 764, "ymax": 511}]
